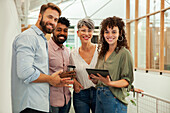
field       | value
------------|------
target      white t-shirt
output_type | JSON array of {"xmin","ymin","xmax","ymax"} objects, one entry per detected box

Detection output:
[{"xmin": 69, "ymin": 45, "xmax": 98, "ymax": 89}]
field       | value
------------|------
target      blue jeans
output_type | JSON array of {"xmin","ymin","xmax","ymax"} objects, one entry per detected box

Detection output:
[
  {"xmin": 95, "ymin": 87, "xmax": 127, "ymax": 113},
  {"xmin": 50, "ymin": 99, "xmax": 71, "ymax": 113},
  {"xmin": 73, "ymin": 87, "xmax": 96, "ymax": 113}
]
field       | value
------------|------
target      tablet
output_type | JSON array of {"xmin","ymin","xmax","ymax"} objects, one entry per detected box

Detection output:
[{"xmin": 86, "ymin": 68, "xmax": 112, "ymax": 80}]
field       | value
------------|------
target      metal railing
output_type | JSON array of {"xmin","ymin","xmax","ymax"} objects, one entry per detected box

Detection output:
[{"xmin": 127, "ymin": 92, "xmax": 170, "ymax": 113}]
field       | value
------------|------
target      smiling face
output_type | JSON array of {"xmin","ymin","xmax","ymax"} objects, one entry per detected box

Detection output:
[
  {"xmin": 39, "ymin": 8, "xmax": 60, "ymax": 34},
  {"xmin": 77, "ymin": 25, "xmax": 93, "ymax": 44},
  {"xmin": 53, "ymin": 23, "xmax": 68, "ymax": 45},
  {"xmin": 104, "ymin": 26, "xmax": 119, "ymax": 46}
]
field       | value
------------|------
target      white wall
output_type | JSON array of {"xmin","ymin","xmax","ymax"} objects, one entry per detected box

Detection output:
[{"xmin": 0, "ymin": 0, "xmax": 20, "ymax": 113}]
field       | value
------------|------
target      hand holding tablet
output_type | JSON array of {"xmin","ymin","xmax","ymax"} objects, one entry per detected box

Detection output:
[{"xmin": 86, "ymin": 68, "xmax": 112, "ymax": 80}]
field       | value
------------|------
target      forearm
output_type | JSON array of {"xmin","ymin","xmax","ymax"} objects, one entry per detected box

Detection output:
[
  {"xmin": 73, "ymin": 78, "xmax": 79, "ymax": 86},
  {"xmin": 107, "ymin": 79, "xmax": 129, "ymax": 88},
  {"xmin": 32, "ymin": 73, "xmax": 51, "ymax": 83},
  {"xmin": 73, "ymin": 78, "xmax": 83, "ymax": 92}
]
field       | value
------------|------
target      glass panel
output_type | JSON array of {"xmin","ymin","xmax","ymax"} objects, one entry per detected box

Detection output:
[
  {"xmin": 65, "ymin": 35, "xmax": 75, "ymax": 50},
  {"xmin": 164, "ymin": 9, "xmax": 170, "ymax": 70},
  {"xmin": 165, "ymin": 0, "xmax": 170, "ymax": 9},
  {"xmin": 150, "ymin": 0, "xmax": 160, "ymax": 14},
  {"xmin": 130, "ymin": 22, "xmax": 135, "ymax": 63},
  {"xmin": 130, "ymin": 0, "xmax": 135, "ymax": 19},
  {"xmin": 138, "ymin": 0, "xmax": 146, "ymax": 17},
  {"xmin": 65, "ymin": 27, "xmax": 75, "ymax": 50},
  {"xmin": 138, "ymin": 18, "xmax": 146, "ymax": 68},
  {"xmin": 150, "ymin": 13, "xmax": 160, "ymax": 69}
]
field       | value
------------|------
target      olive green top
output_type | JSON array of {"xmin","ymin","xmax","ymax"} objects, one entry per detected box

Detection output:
[{"xmin": 96, "ymin": 47, "xmax": 134, "ymax": 105}]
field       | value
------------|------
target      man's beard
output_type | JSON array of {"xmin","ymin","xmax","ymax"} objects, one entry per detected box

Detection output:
[
  {"xmin": 40, "ymin": 17, "xmax": 55, "ymax": 34},
  {"xmin": 53, "ymin": 34, "xmax": 67, "ymax": 44}
]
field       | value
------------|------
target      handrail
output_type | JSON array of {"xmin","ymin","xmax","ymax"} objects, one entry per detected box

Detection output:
[
  {"xmin": 139, "ymin": 92, "xmax": 170, "ymax": 104},
  {"xmin": 128, "ymin": 91, "xmax": 170, "ymax": 113}
]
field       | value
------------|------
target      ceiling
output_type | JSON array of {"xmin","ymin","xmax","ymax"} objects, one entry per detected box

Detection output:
[{"xmin": 15, "ymin": 0, "xmax": 126, "ymax": 26}]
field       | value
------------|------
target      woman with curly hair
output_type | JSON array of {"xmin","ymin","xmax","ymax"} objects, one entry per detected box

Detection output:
[{"xmin": 90, "ymin": 16, "xmax": 134, "ymax": 113}]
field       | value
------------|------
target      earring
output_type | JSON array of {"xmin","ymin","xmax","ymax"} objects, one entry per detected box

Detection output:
[{"xmin": 118, "ymin": 36, "xmax": 123, "ymax": 41}]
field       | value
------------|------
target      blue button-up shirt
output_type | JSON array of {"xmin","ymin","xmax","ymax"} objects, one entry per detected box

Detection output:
[{"xmin": 11, "ymin": 25, "xmax": 49, "ymax": 113}]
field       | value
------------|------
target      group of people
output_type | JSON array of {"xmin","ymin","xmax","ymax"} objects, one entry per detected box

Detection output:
[{"xmin": 11, "ymin": 2, "xmax": 142, "ymax": 113}]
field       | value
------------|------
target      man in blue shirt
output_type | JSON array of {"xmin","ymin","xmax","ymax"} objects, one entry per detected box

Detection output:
[{"xmin": 11, "ymin": 3, "xmax": 73, "ymax": 113}]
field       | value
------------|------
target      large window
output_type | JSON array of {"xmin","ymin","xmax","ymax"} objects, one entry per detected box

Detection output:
[{"xmin": 126, "ymin": 0, "xmax": 170, "ymax": 72}]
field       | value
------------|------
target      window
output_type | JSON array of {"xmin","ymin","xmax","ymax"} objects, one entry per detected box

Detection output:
[
  {"xmin": 150, "ymin": 0, "xmax": 160, "ymax": 14},
  {"xmin": 138, "ymin": 18, "xmax": 146, "ymax": 68},
  {"xmin": 165, "ymin": 0, "xmax": 170, "ymax": 8},
  {"xmin": 127, "ymin": 0, "xmax": 169, "ymax": 72},
  {"xmin": 164, "ymin": 9, "xmax": 170, "ymax": 70},
  {"xmin": 130, "ymin": 22, "xmax": 135, "ymax": 61},
  {"xmin": 139, "ymin": 0, "xmax": 146, "ymax": 17},
  {"xmin": 130, "ymin": 0, "xmax": 135, "ymax": 19},
  {"xmin": 65, "ymin": 27, "xmax": 75, "ymax": 50},
  {"xmin": 150, "ymin": 13, "xmax": 160, "ymax": 69}
]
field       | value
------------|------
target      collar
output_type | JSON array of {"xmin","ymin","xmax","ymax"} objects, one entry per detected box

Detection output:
[
  {"xmin": 49, "ymin": 38, "xmax": 65, "ymax": 51},
  {"xmin": 31, "ymin": 25, "xmax": 46, "ymax": 40}
]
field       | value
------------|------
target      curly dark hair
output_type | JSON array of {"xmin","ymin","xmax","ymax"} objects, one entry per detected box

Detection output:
[
  {"xmin": 98, "ymin": 16, "xmax": 129, "ymax": 59},
  {"xmin": 58, "ymin": 17, "xmax": 70, "ymax": 27}
]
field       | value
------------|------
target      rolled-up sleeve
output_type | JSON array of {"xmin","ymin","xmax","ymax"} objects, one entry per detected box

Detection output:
[
  {"xmin": 15, "ymin": 35, "xmax": 40, "ymax": 84},
  {"xmin": 120, "ymin": 51, "xmax": 134, "ymax": 91}
]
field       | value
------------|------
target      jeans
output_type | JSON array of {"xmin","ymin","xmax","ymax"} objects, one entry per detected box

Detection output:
[
  {"xmin": 20, "ymin": 108, "xmax": 48, "ymax": 113},
  {"xmin": 95, "ymin": 87, "xmax": 127, "ymax": 113},
  {"xmin": 73, "ymin": 87, "xmax": 96, "ymax": 113},
  {"xmin": 50, "ymin": 99, "xmax": 71, "ymax": 113}
]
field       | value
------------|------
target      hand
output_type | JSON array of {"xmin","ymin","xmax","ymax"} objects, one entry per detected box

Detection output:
[
  {"xmin": 56, "ymin": 78, "xmax": 74, "ymax": 88},
  {"xmin": 49, "ymin": 70, "xmax": 74, "ymax": 87},
  {"xmin": 133, "ymin": 88, "xmax": 144, "ymax": 93},
  {"xmin": 49, "ymin": 70, "xmax": 63, "ymax": 87},
  {"xmin": 90, "ymin": 73, "xmax": 111, "ymax": 86},
  {"xmin": 88, "ymin": 75, "xmax": 98, "ymax": 84},
  {"xmin": 59, "ymin": 71, "xmax": 76, "ymax": 79},
  {"xmin": 73, "ymin": 79, "xmax": 83, "ymax": 93}
]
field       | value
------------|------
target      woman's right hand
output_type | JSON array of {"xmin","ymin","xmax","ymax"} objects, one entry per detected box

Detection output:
[
  {"xmin": 89, "ymin": 74, "xmax": 98, "ymax": 84},
  {"xmin": 73, "ymin": 79, "xmax": 83, "ymax": 93}
]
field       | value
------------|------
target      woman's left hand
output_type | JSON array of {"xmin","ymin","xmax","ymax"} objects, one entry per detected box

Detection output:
[{"xmin": 90, "ymin": 73, "xmax": 111, "ymax": 86}]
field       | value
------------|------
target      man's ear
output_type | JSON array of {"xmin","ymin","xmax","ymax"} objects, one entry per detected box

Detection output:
[
  {"xmin": 77, "ymin": 30, "xmax": 79, "ymax": 37},
  {"xmin": 38, "ymin": 13, "xmax": 42, "ymax": 21}
]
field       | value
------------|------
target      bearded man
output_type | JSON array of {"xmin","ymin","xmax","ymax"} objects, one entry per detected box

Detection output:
[
  {"xmin": 48, "ymin": 17, "xmax": 73, "ymax": 113},
  {"xmin": 11, "ymin": 3, "xmax": 73, "ymax": 113}
]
